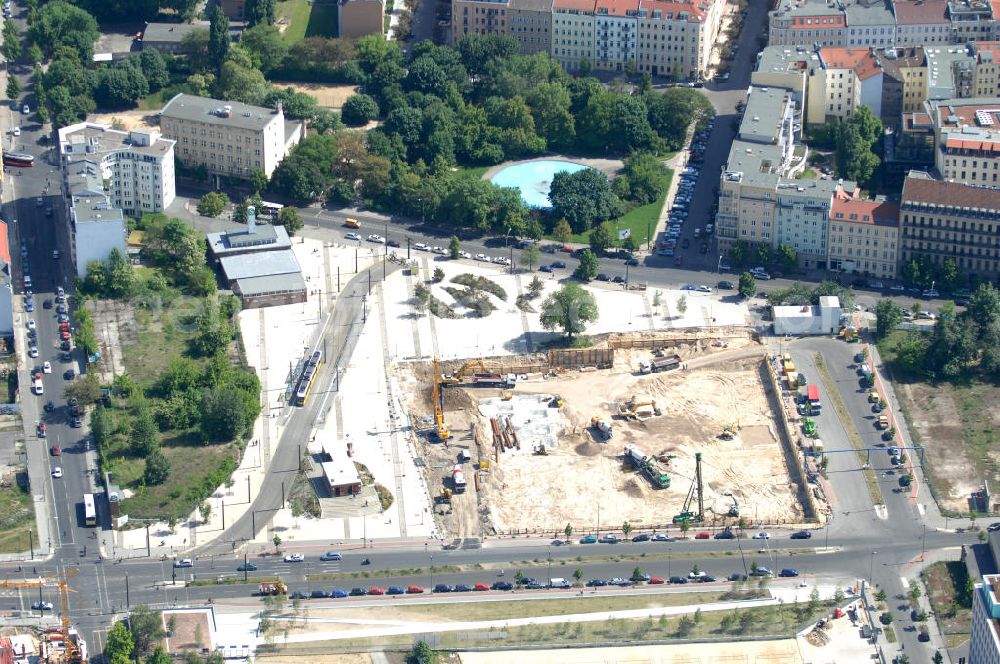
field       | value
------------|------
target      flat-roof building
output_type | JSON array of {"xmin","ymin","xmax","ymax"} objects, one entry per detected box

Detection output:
[
  {"xmin": 319, "ymin": 439, "xmax": 363, "ymax": 497},
  {"xmin": 926, "ymin": 98, "xmax": 1000, "ymax": 184},
  {"xmin": 159, "ymin": 94, "xmax": 302, "ymax": 180}
]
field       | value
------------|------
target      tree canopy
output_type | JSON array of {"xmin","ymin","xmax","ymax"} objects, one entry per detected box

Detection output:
[{"xmin": 539, "ymin": 282, "xmax": 599, "ymax": 338}]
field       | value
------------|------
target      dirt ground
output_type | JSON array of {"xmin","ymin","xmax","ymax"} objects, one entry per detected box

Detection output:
[
  {"xmin": 161, "ymin": 610, "xmax": 213, "ymax": 653},
  {"xmin": 258, "ymin": 654, "xmax": 372, "ymax": 664},
  {"xmin": 270, "ymin": 82, "xmax": 359, "ymax": 110},
  {"xmin": 895, "ymin": 379, "xmax": 998, "ymax": 512},
  {"xmin": 403, "ymin": 340, "xmax": 802, "ymax": 538},
  {"xmin": 87, "ymin": 111, "xmax": 159, "ymax": 132}
]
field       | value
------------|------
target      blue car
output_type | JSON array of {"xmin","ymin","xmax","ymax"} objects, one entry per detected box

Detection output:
[
  {"xmin": 540, "ymin": 264, "xmax": 553, "ymax": 273},
  {"xmin": 331, "ymin": 588, "xmax": 349, "ymax": 598},
  {"xmin": 386, "ymin": 585, "xmax": 406, "ymax": 595}
]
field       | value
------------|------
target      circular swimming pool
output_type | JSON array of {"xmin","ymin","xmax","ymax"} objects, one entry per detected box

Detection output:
[{"xmin": 489, "ymin": 159, "xmax": 591, "ymax": 208}]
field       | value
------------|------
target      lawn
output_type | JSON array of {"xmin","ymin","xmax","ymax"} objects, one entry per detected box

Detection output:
[
  {"xmin": 0, "ymin": 476, "xmax": 35, "ymax": 554},
  {"xmin": 796, "ymin": 168, "xmax": 818, "ymax": 180},
  {"xmin": 878, "ymin": 330, "xmax": 1000, "ymax": 514},
  {"xmin": 278, "ymin": 0, "xmax": 339, "ymax": 43},
  {"xmin": 563, "ymin": 169, "xmax": 674, "ymax": 246},
  {"xmin": 922, "ymin": 561, "xmax": 972, "ymax": 646}
]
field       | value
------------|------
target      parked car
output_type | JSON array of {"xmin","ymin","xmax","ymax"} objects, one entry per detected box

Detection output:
[
  {"xmin": 492, "ymin": 581, "xmax": 513, "ymax": 591},
  {"xmin": 779, "ymin": 568, "xmax": 800, "ymax": 578},
  {"xmin": 752, "ymin": 532, "xmax": 770, "ymax": 539},
  {"xmin": 790, "ymin": 531, "xmax": 812, "ymax": 540},
  {"xmin": 454, "ymin": 584, "xmax": 473, "ymax": 592},
  {"xmin": 173, "ymin": 559, "xmax": 194, "ymax": 568},
  {"xmin": 668, "ymin": 576, "xmax": 688, "ymax": 584},
  {"xmin": 586, "ymin": 579, "xmax": 609, "ymax": 587},
  {"xmin": 649, "ymin": 577, "xmax": 665, "ymax": 584},
  {"xmin": 310, "ymin": 590, "xmax": 330, "ymax": 599},
  {"xmin": 367, "ymin": 586, "xmax": 385, "ymax": 595},
  {"xmin": 652, "ymin": 533, "xmax": 671, "ymax": 542},
  {"xmin": 695, "ymin": 531, "xmax": 711, "ymax": 539},
  {"xmin": 51, "ymin": 467, "xmax": 62, "ymax": 478},
  {"xmin": 386, "ymin": 586, "xmax": 406, "ymax": 595},
  {"xmin": 433, "ymin": 584, "xmax": 453, "ymax": 593},
  {"xmin": 631, "ymin": 533, "xmax": 650, "ymax": 542},
  {"xmin": 319, "ymin": 552, "xmax": 343, "ymax": 561},
  {"xmin": 599, "ymin": 534, "xmax": 619, "ymax": 544},
  {"xmin": 579, "ymin": 535, "xmax": 597, "ymax": 544},
  {"xmin": 344, "ymin": 232, "xmax": 362, "ymax": 241},
  {"xmin": 332, "ymin": 588, "xmax": 350, "ymax": 598},
  {"xmin": 350, "ymin": 587, "xmax": 367, "ymax": 596},
  {"xmin": 50, "ymin": 444, "xmax": 60, "ymax": 456},
  {"xmin": 32, "ymin": 601, "xmax": 54, "ymax": 611},
  {"xmin": 751, "ymin": 567, "xmax": 772, "ymax": 577},
  {"xmin": 406, "ymin": 585, "xmax": 425, "ymax": 594}
]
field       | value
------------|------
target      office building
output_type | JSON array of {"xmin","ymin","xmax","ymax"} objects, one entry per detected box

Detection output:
[
  {"xmin": 159, "ymin": 94, "xmax": 302, "ymax": 180},
  {"xmin": 969, "ymin": 574, "xmax": 1000, "ymax": 664},
  {"xmin": 59, "ymin": 122, "xmax": 176, "ymax": 278},
  {"xmin": 828, "ymin": 183, "xmax": 900, "ymax": 278},
  {"xmin": 900, "ymin": 171, "xmax": 1000, "ymax": 280},
  {"xmin": 892, "ymin": 0, "xmax": 951, "ymax": 46},
  {"xmin": 338, "ymin": 0, "xmax": 387, "ymax": 38},
  {"xmin": 140, "ymin": 22, "xmax": 243, "ymax": 54},
  {"xmin": 927, "ymin": 98, "xmax": 1000, "ymax": 184}
]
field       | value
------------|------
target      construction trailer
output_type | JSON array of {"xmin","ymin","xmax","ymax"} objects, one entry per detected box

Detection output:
[{"xmin": 623, "ymin": 444, "xmax": 671, "ymax": 489}]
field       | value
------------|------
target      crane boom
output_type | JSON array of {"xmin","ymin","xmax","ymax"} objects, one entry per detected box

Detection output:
[
  {"xmin": 1, "ymin": 569, "xmax": 79, "ymax": 662},
  {"xmin": 432, "ymin": 357, "xmax": 450, "ymax": 440}
]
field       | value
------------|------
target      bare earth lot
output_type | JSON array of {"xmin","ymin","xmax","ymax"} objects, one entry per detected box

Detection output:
[{"xmin": 403, "ymin": 342, "xmax": 801, "ymax": 539}]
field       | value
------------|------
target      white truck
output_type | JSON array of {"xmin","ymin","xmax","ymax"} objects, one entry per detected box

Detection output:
[
  {"xmin": 32, "ymin": 372, "xmax": 43, "ymax": 395},
  {"xmin": 452, "ymin": 465, "xmax": 467, "ymax": 493}
]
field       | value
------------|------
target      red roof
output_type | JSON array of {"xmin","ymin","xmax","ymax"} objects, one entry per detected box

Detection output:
[
  {"xmin": 0, "ymin": 220, "xmax": 10, "ymax": 265},
  {"xmin": 830, "ymin": 190, "xmax": 900, "ymax": 227},
  {"xmin": 553, "ymin": 0, "xmax": 596, "ymax": 11},
  {"xmin": 819, "ymin": 47, "xmax": 882, "ymax": 80},
  {"xmin": 639, "ymin": 0, "xmax": 705, "ymax": 20},
  {"xmin": 944, "ymin": 137, "xmax": 1000, "ymax": 154},
  {"xmin": 596, "ymin": 0, "xmax": 639, "ymax": 16},
  {"xmin": 789, "ymin": 14, "xmax": 845, "ymax": 28},
  {"xmin": 892, "ymin": 0, "xmax": 948, "ymax": 25}
]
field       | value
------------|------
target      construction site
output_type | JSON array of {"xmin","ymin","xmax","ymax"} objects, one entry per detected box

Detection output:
[
  {"xmin": 399, "ymin": 331, "xmax": 809, "ymax": 539},
  {"xmin": 0, "ymin": 571, "xmax": 88, "ymax": 664}
]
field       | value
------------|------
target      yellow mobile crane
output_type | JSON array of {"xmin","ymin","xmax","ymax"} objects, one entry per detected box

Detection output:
[
  {"xmin": 432, "ymin": 357, "xmax": 450, "ymax": 440},
  {"xmin": 1, "ymin": 569, "xmax": 80, "ymax": 663}
]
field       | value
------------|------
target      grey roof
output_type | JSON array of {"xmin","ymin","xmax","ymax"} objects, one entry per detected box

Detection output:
[
  {"xmin": 72, "ymin": 197, "xmax": 125, "ymax": 225},
  {"xmin": 775, "ymin": 177, "xmax": 839, "ymax": 200},
  {"xmin": 846, "ymin": 1, "xmax": 896, "ymax": 25},
  {"xmin": 724, "ymin": 140, "xmax": 785, "ymax": 189},
  {"xmin": 756, "ymin": 45, "xmax": 818, "ymax": 74},
  {"xmin": 739, "ymin": 87, "xmax": 792, "ymax": 144},
  {"xmin": 772, "ymin": 0, "xmax": 845, "ymax": 18},
  {"xmin": 65, "ymin": 161, "xmax": 105, "ymax": 197},
  {"xmin": 219, "ymin": 249, "xmax": 302, "ymax": 282},
  {"xmin": 925, "ymin": 46, "xmax": 975, "ymax": 99},
  {"xmin": 160, "ymin": 94, "xmax": 282, "ymax": 132},
  {"xmin": 59, "ymin": 122, "xmax": 175, "ymax": 161},
  {"xmin": 208, "ymin": 223, "xmax": 292, "ymax": 256},
  {"xmin": 142, "ymin": 21, "xmax": 244, "ymax": 43},
  {"xmin": 235, "ymin": 273, "xmax": 307, "ymax": 296}
]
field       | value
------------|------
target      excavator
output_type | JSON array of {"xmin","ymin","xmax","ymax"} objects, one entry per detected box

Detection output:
[
  {"xmin": 439, "ymin": 359, "xmax": 489, "ymax": 386},
  {"xmin": 720, "ymin": 423, "xmax": 737, "ymax": 441},
  {"xmin": 616, "ymin": 396, "xmax": 662, "ymax": 420},
  {"xmin": 432, "ymin": 357, "xmax": 450, "ymax": 440}
]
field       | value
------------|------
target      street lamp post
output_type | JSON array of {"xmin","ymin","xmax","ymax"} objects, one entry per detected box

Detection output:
[
  {"xmin": 667, "ymin": 548, "xmax": 671, "ymax": 579},
  {"xmin": 429, "ymin": 554, "xmax": 434, "ymax": 590},
  {"xmin": 869, "ymin": 551, "xmax": 877, "ymax": 590},
  {"xmin": 547, "ymin": 552, "xmax": 552, "ymax": 587}
]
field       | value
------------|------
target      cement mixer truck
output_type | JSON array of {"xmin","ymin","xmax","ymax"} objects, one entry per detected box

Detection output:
[{"xmin": 623, "ymin": 444, "xmax": 671, "ymax": 489}]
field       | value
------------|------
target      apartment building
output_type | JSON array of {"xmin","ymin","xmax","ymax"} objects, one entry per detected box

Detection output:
[
  {"xmin": 892, "ymin": 0, "xmax": 951, "ymax": 46},
  {"xmin": 845, "ymin": 0, "xmax": 896, "ymax": 48},
  {"xmin": 551, "ymin": 0, "xmax": 596, "ymax": 69},
  {"xmin": 880, "ymin": 47, "xmax": 927, "ymax": 126},
  {"xmin": 593, "ymin": 0, "xmax": 639, "ymax": 71},
  {"xmin": 971, "ymin": 574, "xmax": 1000, "ymax": 664},
  {"xmin": 753, "ymin": 46, "xmax": 815, "ymax": 106},
  {"xmin": 900, "ymin": 170, "xmax": 1000, "ymax": 280},
  {"xmin": 58, "ymin": 122, "xmax": 175, "ymax": 218},
  {"xmin": 971, "ymin": 41, "xmax": 1000, "ymax": 97},
  {"xmin": 926, "ymin": 98, "xmax": 1000, "ymax": 184},
  {"xmin": 814, "ymin": 47, "xmax": 883, "ymax": 122},
  {"xmin": 947, "ymin": 0, "xmax": 1000, "ymax": 43},
  {"xmin": 338, "ymin": 0, "xmax": 387, "ymax": 38},
  {"xmin": 635, "ymin": 0, "xmax": 713, "ymax": 79},
  {"xmin": 159, "ymin": 94, "xmax": 302, "ymax": 180},
  {"xmin": 828, "ymin": 183, "xmax": 900, "ymax": 278},
  {"xmin": 925, "ymin": 45, "xmax": 976, "ymax": 99},
  {"xmin": 452, "ymin": 0, "xmax": 509, "ymax": 42},
  {"xmin": 508, "ymin": 0, "xmax": 554, "ymax": 54},
  {"xmin": 768, "ymin": 0, "xmax": 848, "ymax": 47}
]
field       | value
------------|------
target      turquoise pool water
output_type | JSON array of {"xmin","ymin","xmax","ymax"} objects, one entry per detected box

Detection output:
[{"xmin": 489, "ymin": 160, "xmax": 591, "ymax": 208}]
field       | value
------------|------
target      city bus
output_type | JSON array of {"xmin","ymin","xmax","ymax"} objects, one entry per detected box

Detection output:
[
  {"xmin": 3, "ymin": 152, "xmax": 34, "ymax": 167},
  {"xmin": 83, "ymin": 493, "xmax": 97, "ymax": 527}
]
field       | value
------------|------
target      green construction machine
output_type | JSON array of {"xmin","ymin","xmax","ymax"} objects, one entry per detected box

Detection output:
[
  {"xmin": 672, "ymin": 452, "xmax": 705, "ymax": 524},
  {"xmin": 802, "ymin": 417, "xmax": 818, "ymax": 438}
]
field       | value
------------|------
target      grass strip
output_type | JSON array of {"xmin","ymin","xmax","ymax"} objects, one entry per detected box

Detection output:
[{"xmin": 813, "ymin": 353, "xmax": 883, "ymax": 505}]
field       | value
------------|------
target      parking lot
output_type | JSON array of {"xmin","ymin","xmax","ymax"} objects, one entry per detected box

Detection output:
[{"xmin": 654, "ymin": 124, "xmax": 718, "ymax": 267}]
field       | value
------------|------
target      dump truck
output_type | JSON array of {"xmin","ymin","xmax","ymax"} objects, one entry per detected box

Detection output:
[
  {"xmin": 639, "ymin": 354, "xmax": 682, "ymax": 373},
  {"xmin": 624, "ymin": 444, "xmax": 670, "ymax": 489},
  {"xmin": 451, "ymin": 465, "xmax": 467, "ymax": 493},
  {"xmin": 591, "ymin": 416, "xmax": 612, "ymax": 440},
  {"xmin": 470, "ymin": 373, "xmax": 517, "ymax": 388},
  {"xmin": 257, "ymin": 580, "xmax": 287, "ymax": 596}
]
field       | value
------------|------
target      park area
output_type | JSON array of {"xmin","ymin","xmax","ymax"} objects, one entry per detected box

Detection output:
[
  {"xmin": 277, "ymin": 0, "xmax": 339, "ymax": 43},
  {"xmin": 879, "ymin": 331, "xmax": 1000, "ymax": 514}
]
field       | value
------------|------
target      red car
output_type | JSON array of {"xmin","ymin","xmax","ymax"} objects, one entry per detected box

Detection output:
[
  {"xmin": 367, "ymin": 586, "xmax": 384, "ymax": 595},
  {"xmin": 559, "ymin": 246, "xmax": 573, "ymax": 253},
  {"xmin": 695, "ymin": 531, "xmax": 710, "ymax": 539},
  {"xmin": 50, "ymin": 444, "xmax": 60, "ymax": 456},
  {"xmin": 60, "ymin": 330, "xmax": 71, "ymax": 341},
  {"xmin": 473, "ymin": 582, "xmax": 490, "ymax": 591},
  {"xmin": 406, "ymin": 585, "xmax": 424, "ymax": 594},
  {"xmin": 649, "ymin": 577, "xmax": 665, "ymax": 584}
]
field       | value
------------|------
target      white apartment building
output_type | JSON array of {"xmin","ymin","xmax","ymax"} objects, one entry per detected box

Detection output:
[
  {"xmin": 892, "ymin": 0, "xmax": 952, "ymax": 46},
  {"xmin": 828, "ymin": 184, "xmax": 900, "ymax": 278},
  {"xmin": 551, "ymin": 0, "xmax": 597, "ymax": 70},
  {"xmin": 813, "ymin": 47, "xmax": 884, "ymax": 123},
  {"xmin": 768, "ymin": 0, "xmax": 848, "ymax": 48},
  {"xmin": 593, "ymin": 0, "xmax": 639, "ymax": 71},
  {"xmin": 159, "ymin": 94, "xmax": 303, "ymax": 180},
  {"xmin": 971, "ymin": 574, "xmax": 1000, "ymax": 664},
  {"xmin": 845, "ymin": 0, "xmax": 896, "ymax": 48},
  {"xmin": 636, "ymin": 0, "xmax": 717, "ymax": 79},
  {"xmin": 927, "ymin": 98, "xmax": 1000, "ymax": 185},
  {"xmin": 58, "ymin": 122, "xmax": 176, "ymax": 217}
]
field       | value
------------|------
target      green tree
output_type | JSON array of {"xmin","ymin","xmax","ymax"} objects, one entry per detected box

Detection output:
[
  {"xmin": 131, "ymin": 400, "xmax": 160, "ymax": 456},
  {"xmin": 677, "ymin": 295, "xmax": 688, "ymax": 316},
  {"xmin": 875, "ymin": 299, "xmax": 904, "ymax": 339},
  {"xmin": 27, "ymin": 43, "xmax": 42, "ymax": 66},
  {"xmin": 620, "ymin": 152, "xmax": 669, "ymax": 204},
  {"xmin": 589, "ymin": 221, "xmax": 613, "ymax": 255},
  {"xmin": 730, "ymin": 240, "xmax": 747, "ymax": 267},
  {"xmin": 129, "ymin": 605, "xmax": 167, "ymax": 657},
  {"xmin": 909, "ymin": 579, "xmax": 922, "ymax": 601},
  {"xmin": 276, "ymin": 207, "xmax": 303, "ymax": 235},
  {"xmin": 520, "ymin": 243, "xmax": 540, "ymax": 271},
  {"xmin": 449, "ymin": 235, "xmax": 461, "ymax": 259},
  {"xmin": 432, "ymin": 267, "xmax": 445, "ymax": 283},
  {"xmin": 201, "ymin": 385, "xmax": 252, "ymax": 442},
  {"xmin": 622, "ymin": 521, "xmax": 632, "ymax": 537},
  {"xmin": 193, "ymin": 299, "xmax": 233, "ymax": 357},
  {"xmin": 738, "ymin": 272, "xmax": 756, "ymax": 299},
  {"xmin": 244, "ymin": 0, "xmax": 276, "ymax": 26},
  {"xmin": 138, "ymin": 49, "xmax": 169, "ymax": 90},
  {"xmin": 96, "ymin": 63, "xmax": 149, "ymax": 107},
  {"xmin": 341, "ymin": 93, "xmax": 380, "ymax": 126},
  {"xmin": 553, "ymin": 219, "xmax": 573, "ymax": 245},
  {"xmin": 539, "ymin": 282, "xmax": 599, "ymax": 338},
  {"xmin": 2, "ymin": 19, "xmax": 21, "ymax": 62},
  {"xmin": 180, "ymin": 28, "xmax": 211, "ymax": 72},
  {"xmin": 106, "ymin": 248, "xmax": 134, "ymax": 298},
  {"xmin": 573, "ymin": 567, "xmax": 583, "ymax": 582},
  {"xmin": 836, "ymin": 120, "xmax": 880, "ymax": 186},
  {"xmin": 549, "ymin": 168, "xmax": 623, "ymax": 233},
  {"xmin": 573, "ymin": 249, "xmax": 599, "ymax": 281},
  {"xmin": 932, "ymin": 651, "xmax": 943, "ymax": 664},
  {"xmin": 777, "ymin": 243, "xmax": 797, "ymax": 270},
  {"xmin": 142, "ymin": 449, "xmax": 170, "ymax": 486},
  {"xmin": 196, "ymin": 191, "xmax": 229, "ymax": 217},
  {"xmin": 104, "ymin": 621, "xmax": 134, "ymax": 663},
  {"xmin": 29, "ymin": 0, "xmax": 100, "ymax": 62},
  {"xmin": 239, "ymin": 25, "xmax": 287, "ymax": 74},
  {"xmin": 90, "ymin": 405, "xmax": 112, "ymax": 451},
  {"xmin": 245, "ymin": 168, "xmax": 268, "ymax": 196},
  {"xmin": 411, "ymin": 640, "xmax": 437, "ymax": 664},
  {"xmin": 146, "ymin": 647, "xmax": 172, "ymax": 664},
  {"xmin": 564, "ymin": 522, "xmax": 573, "ymax": 540},
  {"xmin": 6, "ymin": 75, "xmax": 20, "ymax": 101},
  {"xmin": 208, "ymin": 5, "xmax": 230, "ymax": 70}
]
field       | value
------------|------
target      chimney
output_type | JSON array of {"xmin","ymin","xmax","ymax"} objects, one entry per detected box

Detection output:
[
  {"xmin": 247, "ymin": 205, "xmax": 257, "ymax": 234},
  {"xmin": 276, "ymin": 100, "xmax": 284, "ymax": 116}
]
